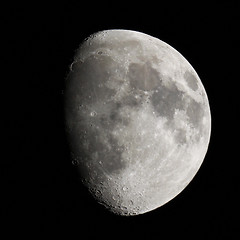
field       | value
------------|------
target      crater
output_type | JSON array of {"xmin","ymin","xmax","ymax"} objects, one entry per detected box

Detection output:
[
  {"xmin": 128, "ymin": 62, "xmax": 160, "ymax": 91},
  {"xmin": 184, "ymin": 71, "xmax": 198, "ymax": 91}
]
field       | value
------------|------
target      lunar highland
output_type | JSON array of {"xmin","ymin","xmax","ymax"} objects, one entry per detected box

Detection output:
[{"xmin": 64, "ymin": 30, "xmax": 211, "ymax": 216}]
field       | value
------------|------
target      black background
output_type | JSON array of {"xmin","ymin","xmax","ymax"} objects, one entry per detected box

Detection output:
[{"xmin": 2, "ymin": 1, "xmax": 239, "ymax": 238}]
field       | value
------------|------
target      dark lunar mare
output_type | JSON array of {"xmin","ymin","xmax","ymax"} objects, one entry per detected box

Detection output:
[
  {"xmin": 126, "ymin": 61, "xmax": 205, "ymax": 144},
  {"xmin": 151, "ymin": 82, "xmax": 185, "ymax": 120},
  {"xmin": 128, "ymin": 62, "xmax": 160, "ymax": 91},
  {"xmin": 184, "ymin": 71, "xmax": 199, "ymax": 91},
  {"xmin": 64, "ymin": 30, "xmax": 211, "ymax": 216}
]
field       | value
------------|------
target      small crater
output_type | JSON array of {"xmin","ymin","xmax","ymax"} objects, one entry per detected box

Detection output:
[
  {"xmin": 90, "ymin": 111, "xmax": 97, "ymax": 117},
  {"xmin": 72, "ymin": 159, "xmax": 79, "ymax": 166},
  {"xmin": 95, "ymin": 189, "xmax": 102, "ymax": 197}
]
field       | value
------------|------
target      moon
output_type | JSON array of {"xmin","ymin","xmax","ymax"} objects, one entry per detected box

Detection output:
[{"xmin": 64, "ymin": 30, "xmax": 211, "ymax": 216}]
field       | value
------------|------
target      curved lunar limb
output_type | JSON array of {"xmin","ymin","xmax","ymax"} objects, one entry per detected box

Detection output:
[{"xmin": 64, "ymin": 30, "xmax": 211, "ymax": 216}]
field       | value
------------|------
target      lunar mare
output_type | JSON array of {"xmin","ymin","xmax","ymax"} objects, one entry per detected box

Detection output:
[{"xmin": 65, "ymin": 30, "xmax": 211, "ymax": 215}]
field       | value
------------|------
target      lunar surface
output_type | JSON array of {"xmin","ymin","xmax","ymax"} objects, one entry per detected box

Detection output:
[{"xmin": 64, "ymin": 30, "xmax": 211, "ymax": 216}]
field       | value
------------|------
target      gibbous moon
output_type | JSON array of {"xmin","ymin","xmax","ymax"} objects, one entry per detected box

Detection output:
[{"xmin": 64, "ymin": 30, "xmax": 211, "ymax": 216}]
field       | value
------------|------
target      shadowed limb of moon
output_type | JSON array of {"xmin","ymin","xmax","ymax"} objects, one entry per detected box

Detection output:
[{"xmin": 64, "ymin": 30, "xmax": 211, "ymax": 216}]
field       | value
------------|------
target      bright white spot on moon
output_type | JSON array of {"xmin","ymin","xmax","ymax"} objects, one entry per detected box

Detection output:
[
  {"xmin": 65, "ymin": 29, "xmax": 211, "ymax": 216},
  {"xmin": 90, "ymin": 111, "xmax": 97, "ymax": 117}
]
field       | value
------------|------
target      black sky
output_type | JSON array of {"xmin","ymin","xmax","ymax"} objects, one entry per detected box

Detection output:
[{"xmin": 2, "ymin": 1, "xmax": 239, "ymax": 238}]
